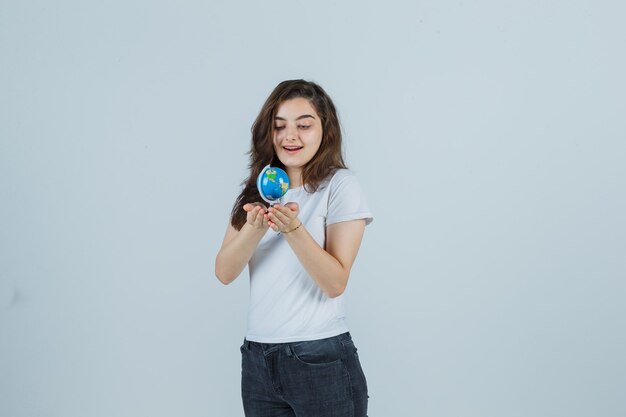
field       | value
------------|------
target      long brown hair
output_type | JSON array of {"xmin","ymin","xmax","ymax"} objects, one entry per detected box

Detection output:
[{"xmin": 230, "ymin": 79, "xmax": 347, "ymax": 230}]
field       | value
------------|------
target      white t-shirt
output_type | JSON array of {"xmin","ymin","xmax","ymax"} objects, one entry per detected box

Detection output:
[{"xmin": 245, "ymin": 168, "xmax": 373, "ymax": 343}]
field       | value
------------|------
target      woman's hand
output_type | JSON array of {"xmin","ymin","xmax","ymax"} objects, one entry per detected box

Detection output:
[
  {"xmin": 265, "ymin": 203, "xmax": 300, "ymax": 233},
  {"xmin": 243, "ymin": 203, "xmax": 269, "ymax": 230}
]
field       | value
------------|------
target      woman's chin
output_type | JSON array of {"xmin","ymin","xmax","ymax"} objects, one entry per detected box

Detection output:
[{"xmin": 278, "ymin": 157, "xmax": 306, "ymax": 169}]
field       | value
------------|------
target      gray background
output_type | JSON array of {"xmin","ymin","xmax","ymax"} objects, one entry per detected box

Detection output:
[{"xmin": 1, "ymin": 0, "xmax": 625, "ymax": 416}]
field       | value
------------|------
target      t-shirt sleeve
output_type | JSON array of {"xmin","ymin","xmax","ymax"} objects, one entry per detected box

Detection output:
[{"xmin": 326, "ymin": 170, "xmax": 374, "ymax": 226}]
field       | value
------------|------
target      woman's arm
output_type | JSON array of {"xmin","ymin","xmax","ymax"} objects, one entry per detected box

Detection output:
[
  {"xmin": 214, "ymin": 204, "xmax": 269, "ymax": 285},
  {"xmin": 266, "ymin": 203, "xmax": 366, "ymax": 298}
]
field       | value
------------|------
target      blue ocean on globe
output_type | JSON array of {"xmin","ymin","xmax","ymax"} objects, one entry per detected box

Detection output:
[{"xmin": 257, "ymin": 166, "xmax": 290, "ymax": 203}]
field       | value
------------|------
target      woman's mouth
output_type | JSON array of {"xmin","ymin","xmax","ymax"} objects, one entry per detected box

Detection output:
[{"xmin": 283, "ymin": 146, "xmax": 303, "ymax": 155}]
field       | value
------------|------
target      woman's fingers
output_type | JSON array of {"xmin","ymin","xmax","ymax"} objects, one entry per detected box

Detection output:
[
  {"xmin": 268, "ymin": 206, "xmax": 290, "ymax": 225},
  {"xmin": 284, "ymin": 202, "xmax": 299, "ymax": 213},
  {"xmin": 267, "ymin": 204, "xmax": 300, "ymax": 231},
  {"xmin": 245, "ymin": 203, "xmax": 299, "ymax": 232},
  {"xmin": 253, "ymin": 212, "xmax": 264, "ymax": 227},
  {"xmin": 255, "ymin": 207, "xmax": 266, "ymax": 223},
  {"xmin": 245, "ymin": 206, "xmax": 258, "ymax": 219},
  {"xmin": 244, "ymin": 203, "xmax": 268, "ymax": 212},
  {"xmin": 268, "ymin": 221, "xmax": 279, "ymax": 232},
  {"xmin": 263, "ymin": 207, "xmax": 280, "ymax": 231},
  {"xmin": 245, "ymin": 205, "xmax": 269, "ymax": 229},
  {"xmin": 273, "ymin": 204, "xmax": 298, "ymax": 217}
]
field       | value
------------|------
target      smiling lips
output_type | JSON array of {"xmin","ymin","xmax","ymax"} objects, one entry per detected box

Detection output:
[{"xmin": 283, "ymin": 146, "xmax": 303, "ymax": 154}]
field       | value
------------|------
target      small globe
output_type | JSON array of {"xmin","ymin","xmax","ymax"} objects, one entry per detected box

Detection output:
[{"xmin": 256, "ymin": 165, "xmax": 290, "ymax": 204}]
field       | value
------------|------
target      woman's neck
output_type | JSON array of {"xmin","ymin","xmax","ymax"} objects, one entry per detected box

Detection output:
[{"xmin": 286, "ymin": 167, "xmax": 302, "ymax": 188}]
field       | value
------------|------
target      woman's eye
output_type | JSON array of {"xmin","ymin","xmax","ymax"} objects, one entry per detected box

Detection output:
[
  {"xmin": 298, "ymin": 125, "xmax": 311, "ymax": 129},
  {"xmin": 275, "ymin": 126, "xmax": 285, "ymax": 130}
]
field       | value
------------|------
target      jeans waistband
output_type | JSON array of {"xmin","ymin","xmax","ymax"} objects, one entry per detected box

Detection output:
[{"xmin": 243, "ymin": 332, "xmax": 351, "ymax": 354}]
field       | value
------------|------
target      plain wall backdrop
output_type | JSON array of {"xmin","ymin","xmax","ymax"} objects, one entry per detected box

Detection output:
[{"xmin": 1, "ymin": 0, "xmax": 625, "ymax": 416}]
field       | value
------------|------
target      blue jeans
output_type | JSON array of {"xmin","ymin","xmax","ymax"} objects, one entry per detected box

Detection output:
[{"xmin": 240, "ymin": 332, "xmax": 369, "ymax": 417}]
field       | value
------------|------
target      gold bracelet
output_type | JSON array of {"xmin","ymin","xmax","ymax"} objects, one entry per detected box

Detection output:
[{"xmin": 282, "ymin": 222, "xmax": 303, "ymax": 234}]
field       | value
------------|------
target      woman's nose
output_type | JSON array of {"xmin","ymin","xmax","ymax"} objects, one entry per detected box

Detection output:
[{"xmin": 285, "ymin": 125, "xmax": 298, "ymax": 140}]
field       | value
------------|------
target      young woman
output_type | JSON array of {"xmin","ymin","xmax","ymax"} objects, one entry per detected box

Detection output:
[{"xmin": 215, "ymin": 79, "xmax": 373, "ymax": 417}]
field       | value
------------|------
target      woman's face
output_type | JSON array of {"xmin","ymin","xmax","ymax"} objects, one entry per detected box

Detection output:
[{"xmin": 272, "ymin": 97, "xmax": 323, "ymax": 171}]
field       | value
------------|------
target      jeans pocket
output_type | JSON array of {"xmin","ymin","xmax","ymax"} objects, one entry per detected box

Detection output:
[{"xmin": 290, "ymin": 338, "xmax": 343, "ymax": 366}]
